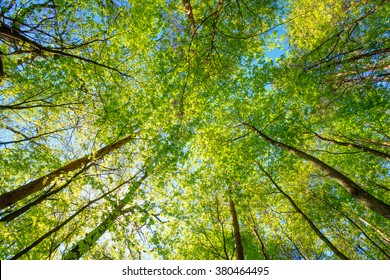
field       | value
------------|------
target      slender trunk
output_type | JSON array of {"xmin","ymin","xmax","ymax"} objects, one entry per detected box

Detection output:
[
  {"xmin": 0, "ymin": 135, "xmax": 133, "ymax": 210},
  {"xmin": 62, "ymin": 174, "xmax": 147, "ymax": 260},
  {"xmin": 314, "ymin": 132, "xmax": 390, "ymax": 160},
  {"xmin": 314, "ymin": 194, "xmax": 390, "ymax": 259},
  {"xmin": 214, "ymin": 196, "xmax": 230, "ymax": 259},
  {"xmin": 253, "ymin": 227, "xmax": 271, "ymax": 260},
  {"xmin": 9, "ymin": 176, "xmax": 137, "ymax": 259},
  {"xmin": 210, "ymin": 0, "xmax": 224, "ymax": 50},
  {"xmin": 283, "ymin": 230, "xmax": 308, "ymax": 260},
  {"xmin": 61, "ymin": 210, "xmax": 120, "ymax": 260},
  {"xmin": 182, "ymin": 0, "xmax": 196, "ymax": 33},
  {"xmin": 329, "ymin": 48, "xmax": 390, "ymax": 67},
  {"xmin": 273, "ymin": 231, "xmax": 295, "ymax": 259},
  {"xmin": 229, "ymin": 198, "xmax": 244, "ymax": 260},
  {"xmin": 10, "ymin": 198, "xmax": 97, "ymax": 260},
  {"xmin": 255, "ymin": 161, "xmax": 349, "ymax": 260},
  {"xmin": 199, "ymin": 227, "xmax": 229, "ymax": 259},
  {"xmin": 248, "ymin": 211, "xmax": 270, "ymax": 260},
  {"xmin": 275, "ymin": 228, "xmax": 307, "ymax": 259},
  {"xmin": 245, "ymin": 123, "xmax": 390, "ymax": 220},
  {"xmin": 1, "ymin": 166, "xmax": 89, "ymax": 222},
  {"xmin": 335, "ymin": 65, "xmax": 390, "ymax": 78},
  {"xmin": 358, "ymin": 217, "xmax": 390, "ymax": 245},
  {"xmin": 0, "ymin": 50, "xmax": 5, "ymax": 79}
]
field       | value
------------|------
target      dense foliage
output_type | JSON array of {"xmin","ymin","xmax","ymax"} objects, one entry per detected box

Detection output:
[{"xmin": 0, "ymin": 0, "xmax": 389, "ymax": 260}]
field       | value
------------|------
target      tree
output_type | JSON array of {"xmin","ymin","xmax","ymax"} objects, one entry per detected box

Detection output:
[
  {"xmin": 0, "ymin": 135, "xmax": 134, "ymax": 210},
  {"xmin": 1, "ymin": 0, "xmax": 389, "ymax": 260},
  {"xmin": 61, "ymin": 172, "xmax": 148, "ymax": 260}
]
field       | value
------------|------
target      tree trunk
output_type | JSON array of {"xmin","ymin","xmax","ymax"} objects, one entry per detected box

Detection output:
[
  {"xmin": 10, "ymin": 176, "xmax": 137, "ymax": 259},
  {"xmin": 310, "ymin": 191, "xmax": 390, "ymax": 259},
  {"xmin": 62, "ymin": 173, "xmax": 147, "ymax": 260},
  {"xmin": 249, "ymin": 210, "xmax": 270, "ymax": 260},
  {"xmin": 11, "ymin": 198, "xmax": 98, "ymax": 260},
  {"xmin": 229, "ymin": 197, "xmax": 245, "ymax": 260},
  {"xmin": 1, "ymin": 166, "xmax": 88, "ymax": 222},
  {"xmin": 182, "ymin": 0, "xmax": 196, "ymax": 33},
  {"xmin": 252, "ymin": 227, "xmax": 271, "ymax": 260},
  {"xmin": 0, "ymin": 135, "xmax": 133, "ymax": 210},
  {"xmin": 255, "ymin": 161, "xmax": 349, "ymax": 260},
  {"xmin": 358, "ymin": 217, "xmax": 390, "ymax": 245},
  {"xmin": 245, "ymin": 123, "xmax": 390, "ymax": 220},
  {"xmin": 283, "ymin": 229, "xmax": 308, "ymax": 260}
]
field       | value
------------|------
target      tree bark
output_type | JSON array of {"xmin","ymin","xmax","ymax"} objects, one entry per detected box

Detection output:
[
  {"xmin": 11, "ymin": 198, "xmax": 98, "ymax": 260},
  {"xmin": 61, "ymin": 210, "xmax": 120, "ymax": 260},
  {"xmin": 255, "ymin": 161, "xmax": 349, "ymax": 260},
  {"xmin": 229, "ymin": 197, "xmax": 244, "ymax": 260},
  {"xmin": 0, "ymin": 50, "xmax": 5, "ymax": 79},
  {"xmin": 248, "ymin": 210, "xmax": 270, "ymax": 260},
  {"xmin": 245, "ymin": 123, "xmax": 390, "ymax": 220},
  {"xmin": 0, "ymin": 135, "xmax": 133, "ymax": 210},
  {"xmin": 182, "ymin": 0, "xmax": 196, "ymax": 33}
]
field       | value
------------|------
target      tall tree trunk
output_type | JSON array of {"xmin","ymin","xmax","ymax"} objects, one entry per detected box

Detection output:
[
  {"xmin": 1, "ymin": 166, "xmax": 89, "ymax": 222},
  {"xmin": 229, "ymin": 197, "xmax": 244, "ymax": 260},
  {"xmin": 252, "ymin": 227, "xmax": 271, "ymax": 260},
  {"xmin": 11, "ymin": 198, "xmax": 99, "ymax": 260},
  {"xmin": 248, "ymin": 210, "xmax": 270, "ymax": 260},
  {"xmin": 182, "ymin": 0, "xmax": 196, "ymax": 33},
  {"xmin": 9, "ymin": 176, "xmax": 138, "ymax": 259},
  {"xmin": 61, "ymin": 210, "xmax": 120, "ymax": 260},
  {"xmin": 282, "ymin": 229, "xmax": 308, "ymax": 260},
  {"xmin": 0, "ymin": 50, "xmax": 5, "ymax": 80},
  {"xmin": 213, "ymin": 196, "xmax": 230, "ymax": 259},
  {"xmin": 255, "ymin": 161, "xmax": 349, "ymax": 260},
  {"xmin": 309, "ymin": 191, "xmax": 390, "ymax": 259},
  {"xmin": 245, "ymin": 123, "xmax": 390, "ymax": 220},
  {"xmin": 0, "ymin": 135, "xmax": 133, "ymax": 210},
  {"xmin": 62, "ymin": 173, "xmax": 147, "ymax": 260}
]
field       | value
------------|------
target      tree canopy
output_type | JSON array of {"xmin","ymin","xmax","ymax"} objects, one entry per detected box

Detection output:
[{"xmin": 0, "ymin": 0, "xmax": 389, "ymax": 260}]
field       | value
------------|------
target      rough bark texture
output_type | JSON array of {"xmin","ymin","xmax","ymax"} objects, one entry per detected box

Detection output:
[
  {"xmin": 255, "ymin": 161, "xmax": 349, "ymax": 260},
  {"xmin": 245, "ymin": 123, "xmax": 390, "ymax": 220},
  {"xmin": 0, "ymin": 135, "xmax": 133, "ymax": 210}
]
